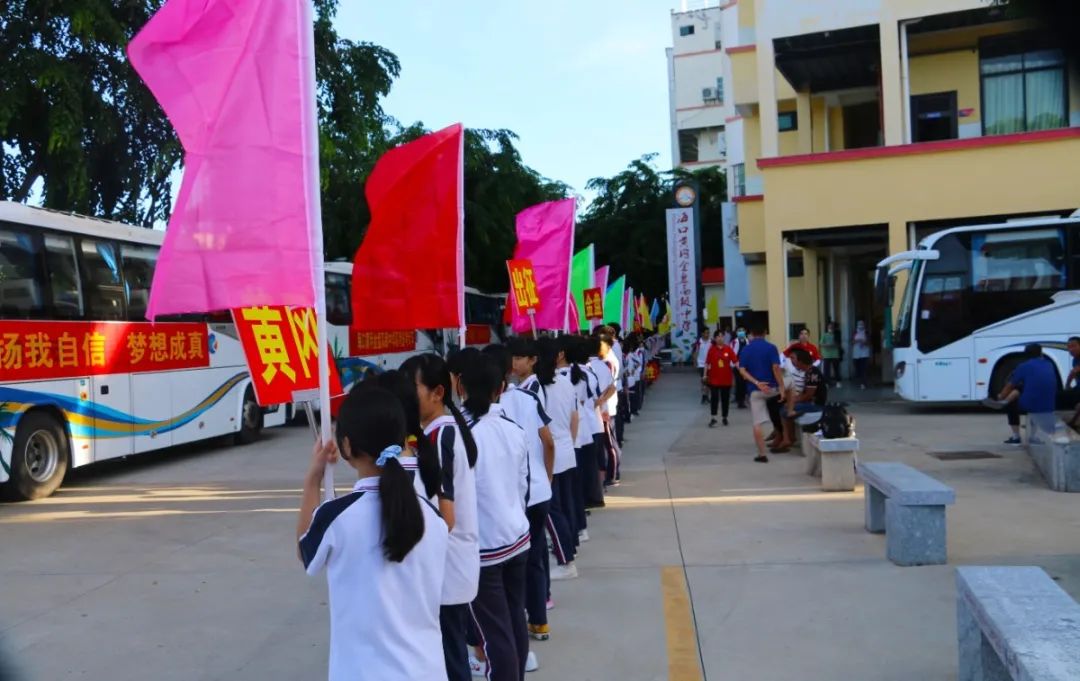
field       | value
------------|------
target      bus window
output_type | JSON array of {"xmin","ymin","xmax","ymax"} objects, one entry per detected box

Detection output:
[
  {"xmin": 972, "ymin": 228, "xmax": 1066, "ymax": 292},
  {"xmin": 80, "ymin": 238, "xmax": 126, "ymax": 321},
  {"xmin": 326, "ymin": 272, "xmax": 351, "ymax": 326},
  {"xmin": 43, "ymin": 234, "xmax": 83, "ymax": 319},
  {"xmin": 0, "ymin": 226, "xmax": 45, "ymax": 317},
  {"xmin": 121, "ymin": 243, "xmax": 159, "ymax": 321}
]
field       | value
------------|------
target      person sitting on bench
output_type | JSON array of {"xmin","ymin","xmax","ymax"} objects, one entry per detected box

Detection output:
[
  {"xmin": 770, "ymin": 349, "xmax": 826, "ymax": 453},
  {"xmin": 983, "ymin": 343, "xmax": 1058, "ymax": 444}
]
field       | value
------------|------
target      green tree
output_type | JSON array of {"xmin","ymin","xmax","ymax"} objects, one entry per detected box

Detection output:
[{"xmin": 577, "ymin": 155, "xmax": 727, "ymax": 298}]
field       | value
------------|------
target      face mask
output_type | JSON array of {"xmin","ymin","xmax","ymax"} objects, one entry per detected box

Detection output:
[{"xmin": 737, "ymin": 332, "xmax": 746, "ymax": 339}]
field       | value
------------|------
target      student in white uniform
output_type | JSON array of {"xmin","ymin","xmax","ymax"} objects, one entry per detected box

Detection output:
[
  {"xmin": 297, "ymin": 387, "xmax": 448, "ymax": 681},
  {"xmin": 536, "ymin": 338, "xmax": 580, "ymax": 585},
  {"xmin": 459, "ymin": 353, "xmax": 532, "ymax": 681},
  {"xmin": 584, "ymin": 336, "xmax": 613, "ymax": 502},
  {"xmin": 401, "ymin": 354, "xmax": 480, "ymax": 681},
  {"xmin": 361, "ymin": 370, "xmax": 441, "ymax": 502},
  {"xmin": 594, "ymin": 332, "xmax": 622, "ymax": 486},
  {"xmin": 495, "ymin": 339, "xmax": 556, "ymax": 644},
  {"xmin": 563, "ymin": 336, "xmax": 598, "ymax": 538}
]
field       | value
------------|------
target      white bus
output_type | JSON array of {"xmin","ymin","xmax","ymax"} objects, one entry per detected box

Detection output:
[
  {"xmin": 0, "ymin": 203, "xmax": 285, "ymax": 500},
  {"xmin": 322, "ymin": 260, "xmax": 507, "ymax": 396},
  {"xmin": 878, "ymin": 213, "xmax": 1080, "ymax": 403}
]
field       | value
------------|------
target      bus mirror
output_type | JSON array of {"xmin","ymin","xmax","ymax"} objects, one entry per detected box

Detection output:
[{"xmin": 874, "ymin": 266, "xmax": 890, "ymax": 307}]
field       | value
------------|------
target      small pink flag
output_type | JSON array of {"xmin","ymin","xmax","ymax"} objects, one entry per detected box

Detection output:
[
  {"xmin": 567, "ymin": 293, "xmax": 581, "ymax": 333},
  {"xmin": 510, "ymin": 199, "xmax": 576, "ymax": 333},
  {"xmin": 595, "ymin": 266, "xmax": 609, "ymax": 300},
  {"xmin": 129, "ymin": 0, "xmax": 319, "ymax": 318}
]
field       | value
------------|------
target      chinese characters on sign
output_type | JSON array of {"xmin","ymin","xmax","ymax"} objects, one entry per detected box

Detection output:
[
  {"xmin": 506, "ymin": 259, "xmax": 542, "ymax": 313},
  {"xmin": 0, "ymin": 321, "xmax": 209, "ymax": 381},
  {"xmin": 350, "ymin": 330, "xmax": 416, "ymax": 357},
  {"xmin": 665, "ymin": 207, "xmax": 698, "ymax": 363},
  {"xmin": 583, "ymin": 287, "xmax": 604, "ymax": 321},
  {"xmin": 232, "ymin": 306, "xmax": 343, "ymax": 406}
]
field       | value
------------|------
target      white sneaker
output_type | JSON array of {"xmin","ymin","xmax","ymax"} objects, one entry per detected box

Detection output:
[
  {"xmin": 526, "ymin": 651, "xmax": 539, "ymax": 672},
  {"xmin": 469, "ymin": 656, "xmax": 487, "ymax": 678},
  {"xmin": 550, "ymin": 562, "xmax": 578, "ymax": 581},
  {"xmin": 578, "ymin": 529, "xmax": 590, "ymax": 542}
]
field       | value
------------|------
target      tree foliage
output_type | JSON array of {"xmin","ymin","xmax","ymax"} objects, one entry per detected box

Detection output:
[{"xmin": 577, "ymin": 155, "xmax": 726, "ymax": 298}]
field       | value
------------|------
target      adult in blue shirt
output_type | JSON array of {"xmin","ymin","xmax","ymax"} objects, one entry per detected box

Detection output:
[
  {"xmin": 737, "ymin": 327, "xmax": 786, "ymax": 463},
  {"xmin": 993, "ymin": 344, "xmax": 1059, "ymax": 444},
  {"xmin": 1062, "ymin": 336, "xmax": 1080, "ymax": 429}
]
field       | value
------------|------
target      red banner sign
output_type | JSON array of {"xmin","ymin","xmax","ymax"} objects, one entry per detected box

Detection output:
[
  {"xmin": 0, "ymin": 321, "xmax": 209, "ymax": 382},
  {"xmin": 232, "ymin": 306, "xmax": 343, "ymax": 406},
  {"xmin": 465, "ymin": 324, "xmax": 491, "ymax": 346},
  {"xmin": 583, "ymin": 287, "xmax": 604, "ymax": 320},
  {"xmin": 507, "ymin": 259, "xmax": 542, "ymax": 313},
  {"xmin": 349, "ymin": 330, "xmax": 416, "ymax": 357}
]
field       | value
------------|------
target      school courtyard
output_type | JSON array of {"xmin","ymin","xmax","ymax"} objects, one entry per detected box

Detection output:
[{"xmin": 1, "ymin": 370, "xmax": 1079, "ymax": 680}]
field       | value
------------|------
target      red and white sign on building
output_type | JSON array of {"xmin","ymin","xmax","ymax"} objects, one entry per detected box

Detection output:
[
  {"xmin": 665, "ymin": 207, "xmax": 698, "ymax": 362},
  {"xmin": 232, "ymin": 306, "xmax": 343, "ymax": 407}
]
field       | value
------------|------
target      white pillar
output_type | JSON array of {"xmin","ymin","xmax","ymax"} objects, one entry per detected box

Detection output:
[{"xmin": 757, "ymin": 31, "xmax": 780, "ymax": 158}]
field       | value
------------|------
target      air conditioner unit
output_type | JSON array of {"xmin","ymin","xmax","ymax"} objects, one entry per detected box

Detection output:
[{"xmin": 702, "ymin": 87, "xmax": 717, "ymax": 102}]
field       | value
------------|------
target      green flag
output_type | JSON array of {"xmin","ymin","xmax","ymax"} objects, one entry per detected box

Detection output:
[
  {"xmin": 604, "ymin": 275, "xmax": 625, "ymax": 326},
  {"xmin": 570, "ymin": 245, "xmax": 595, "ymax": 332}
]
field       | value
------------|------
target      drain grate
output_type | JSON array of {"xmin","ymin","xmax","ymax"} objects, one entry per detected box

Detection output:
[{"xmin": 928, "ymin": 450, "xmax": 1002, "ymax": 461}]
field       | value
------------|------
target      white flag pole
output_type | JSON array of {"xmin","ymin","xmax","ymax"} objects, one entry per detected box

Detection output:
[{"xmin": 301, "ymin": 0, "xmax": 334, "ymax": 502}]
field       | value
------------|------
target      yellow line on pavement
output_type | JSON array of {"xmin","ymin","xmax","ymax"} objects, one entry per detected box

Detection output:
[{"xmin": 661, "ymin": 566, "xmax": 704, "ymax": 681}]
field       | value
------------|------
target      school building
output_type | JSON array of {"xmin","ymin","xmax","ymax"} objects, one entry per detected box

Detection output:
[{"xmin": 674, "ymin": 0, "xmax": 1080, "ymax": 379}]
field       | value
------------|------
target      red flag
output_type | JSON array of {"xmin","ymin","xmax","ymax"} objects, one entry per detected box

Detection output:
[{"xmin": 352, "ymin": 124, "xmax": 464, "ymax": 331}]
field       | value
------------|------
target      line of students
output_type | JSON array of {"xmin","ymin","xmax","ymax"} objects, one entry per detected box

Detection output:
[{"xmin": 297, "ymin": 328, "xmax": 660, "ymax": 681}]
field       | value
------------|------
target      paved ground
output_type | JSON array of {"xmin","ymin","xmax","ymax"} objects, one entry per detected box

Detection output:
[{"xmin": 2, "ymin": 371, "xmax": 1079, "ymax": 680}]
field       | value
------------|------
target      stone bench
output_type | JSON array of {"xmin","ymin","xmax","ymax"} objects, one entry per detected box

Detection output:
[
  {"xmin": 956, "ymin": 566, "xmax": 1080, "ymax": 681},
  {"xmin": 1026, "ymin": 418, "xmax": 1080, "ymax": 493},
  {"xmin": 802, "ymin": 432, "xmax": 858, "ymax": 492},
  {"xmin": 858, "ymin": 462, "xmax": 955, "ymax": 566}
]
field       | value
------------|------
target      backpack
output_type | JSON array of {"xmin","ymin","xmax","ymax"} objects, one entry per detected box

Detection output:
[{"xmin": 819, "ymin": 402, "xmax": 854, "ymax": 439}]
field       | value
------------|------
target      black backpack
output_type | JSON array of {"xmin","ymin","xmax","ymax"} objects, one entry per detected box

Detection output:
[{"xmin": 819, "ymin": 402, "xmax": 854, "ymax": 439}]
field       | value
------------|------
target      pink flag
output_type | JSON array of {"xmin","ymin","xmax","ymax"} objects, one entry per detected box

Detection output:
[
  {"xmin": 129, "ymin": 0, "xmax": 319, "ymax": 318},
  {"xmin": 622, "ymin": 286, "xmax": 633, "ymax": 330},
  {"xmin": 595, "ymin": 267, "xmax": 609, "ymax": 299},
  {"xmin": 510, "ymin": 199, "xmax": 576, "ymax": 333},
  {"xmin": 567, "ymin": 293, "xmax": 581, "ymax": 333}
]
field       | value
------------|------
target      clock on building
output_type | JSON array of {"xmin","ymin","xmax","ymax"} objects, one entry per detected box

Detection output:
[{"xmin": 674, "ymin": 184, "xmax": 697, "ymax": 207}]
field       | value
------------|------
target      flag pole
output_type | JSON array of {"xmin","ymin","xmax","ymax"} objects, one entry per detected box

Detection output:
[{"xmin": 300, "ymin": 0, "xmax": 334, "ymax": 502}]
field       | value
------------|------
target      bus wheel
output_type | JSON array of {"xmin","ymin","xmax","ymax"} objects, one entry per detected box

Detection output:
[
  {"xmin": 235, "ymin": 388, "xmax": 263, "ymax": 445},
  {"xmin": 4, "ymin": 412, "xmax": 69, "ymax": 501},
  {"xmin": 989, "ymin": 354, "xmax": 1026, "ymax": 401}
]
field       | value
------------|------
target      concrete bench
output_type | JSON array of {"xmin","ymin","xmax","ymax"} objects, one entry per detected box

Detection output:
[
  {"xmin": 956, "ymin": 566, "xmax": 1080, "ymax": 681},
  {"xmin": 858, "ymin": 462, "xmax": 955, "ymax": 566},
  {"xmin": 802, "ymin": 432, "xmax": 858, "ymax": 492},
  {"xmin": 1026, "ymin": 418, "xmax": 1080, "ymax": 493}
]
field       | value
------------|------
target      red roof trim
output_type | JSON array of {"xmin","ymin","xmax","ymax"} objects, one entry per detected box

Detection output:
[
  {"xmin": 725, "ymin": 115, "xmax": 743, "ymax": 124},
  {"xmin": 757, "ymin": 127, "xmax": 1080, "ymax": 169},
  {"xmin": 725, "ymin": 45, "xmax": 756, "ymax": 55},
  {"xmin": 675, "ymin": 103, "xmax": 725, "ymax": 113},
  {"xmin": 674, "ymin": 48, "xmax": 723, "ymax": 59},
  {"xmin": 733, "ymin": 194, "xmax": 764, "ymax": 203},
  {"xmin": 720, "ymin": 0, "xmax": 738, "ymax": 9}
]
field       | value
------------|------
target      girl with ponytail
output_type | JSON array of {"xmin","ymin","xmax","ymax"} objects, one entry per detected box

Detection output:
[
  {"xmin": 297, "ymin": 387, "xmax": 449, "ymax": 681},
  {"xmin": 400, "ymin": 353, "xmax": 480, "ymax": 681}
]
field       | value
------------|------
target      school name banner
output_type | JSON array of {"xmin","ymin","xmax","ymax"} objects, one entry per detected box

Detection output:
[{"xmin": 665, "ymin": 207, "xmax": 698, "ymax": 363}]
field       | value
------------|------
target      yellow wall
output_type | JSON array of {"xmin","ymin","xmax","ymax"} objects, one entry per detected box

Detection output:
[
  {"xmin": 743, "ymin": 114, "xmax": 763, "ymax": 186},
  {"xmin": 778, "ymin": 100, "xmax": 799, "ymax": 156},
  {"xmin": 739, "ymin": 0, "xmax": 755, "ymax": 30},
  {"xmin": 737, "ymin": 199, "xmax": 766, "ymax": 254},
  {"xmin": 748, "ymin": 263, "xmax": 768, "ymax": 311},
  {"xmin": 731, "ymin": 50, "xmax": 758, "ymax": 107},
  {"xmin": 909, "ymin": 49, "xmax": 981, "ymax": 127},
  {"xmin": 828, "ymin": 106, "xmax": 845, "ymax": 151},
  {"xmin": 811, "ymin": 97, "xmax": 826, "ymax": 152}
]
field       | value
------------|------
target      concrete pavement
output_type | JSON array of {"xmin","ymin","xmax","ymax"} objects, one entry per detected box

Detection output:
[{"xmin": 2, "ymin": 371, "xmax": 1079, "ymax": 680}]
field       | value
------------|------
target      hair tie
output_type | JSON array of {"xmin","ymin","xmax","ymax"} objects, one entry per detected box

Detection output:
[
  {"xmin": 375, "ymin": 445, "xmax": 402, "ymax": 467},
  {"xmin": 405, "ymin": 435, "xmax": 418, "ymax": 449}
]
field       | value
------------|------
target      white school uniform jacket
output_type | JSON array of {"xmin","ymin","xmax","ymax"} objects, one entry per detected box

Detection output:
[
  {"xmin": 424, "ymin": 415, "xmax": 479, "ymax": 606},
  {"xmin": 300, "ymin": 477, "xmax": 449, "ymax": 681},
  {"xmin": 612, "ymin": 341, "xmax": 624, "ymax": 389},
  {"xmin": 574, "ymin": 364, "xmax": 603, "ymax": 444},
  {"xmin": 399, "ymin": 455, "xmax": 435, "ymax": 503},
  {"xmin": 466, "ymin": 403, "xmax": 531, "ymax": 566},
  {"xmin": 588, "ymin": 356, "xmax": 616, "ymax": 418},
  {"xmin": 546, "ymin": 372, "xmax": 579, "ymax": 474},
  {"xmin": 500, "ymin": 377, "xmax": 553, "ymax": 506}
]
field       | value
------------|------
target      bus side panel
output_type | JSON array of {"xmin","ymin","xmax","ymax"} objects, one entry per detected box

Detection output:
[
  {"xmin": 132, "ymin": 372, "xmax": 173, "ymax": 453},
  {"xmin": 911, "ymin": 337, "xmax": 976, "ymax": 401},
  {"xmin": 89, "ymin": 373, "xmax": 134, "ymax": 462},
  {"xmin": 170, "ymin": 368, "xmax": 250, "ymax": 447}
]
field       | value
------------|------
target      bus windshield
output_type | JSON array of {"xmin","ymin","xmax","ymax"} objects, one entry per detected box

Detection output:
[{"xmin": 893, "ymin": 259, "xmax": 921, "ymax": 349}]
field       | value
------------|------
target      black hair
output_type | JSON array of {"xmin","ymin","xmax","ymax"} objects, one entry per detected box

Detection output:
[
  {"xmin": 792, "ymin": 348, "xmax": 813, "ymax": 365},
  {"xmin": 356, "ymin": 371, "xmax": 442, "ymax": 503},
  {"xmin": 557, "ymin": 335, "xmax": 587, "ymax": 385},
  {"xmin": 482, "ymin": 343, "xmax": 512, "ymax": 378},
  {"xmin": 400, "ymin": 353, "xmax": 479, "ymax": 468},
  {"xmin": 584, "ymin": 335, "xmax": 602, "ymax": 358},
  {"xmin": 460, "ymin": 353, "xmax": 504, "ymax": 418},
  {"xmin": 1025, "ymin": 343, "xmax": 1043, "ymax": 358},
  {"xmin": 597, "ymin": 332, "xmax": 614, "ymax": 348},
  {"xmin": 335, "ymin": 387, "xmax": 423, "ymax": 563},
  {"xmin": 594, "ymin": 324, "xmax": 615, "ymax": 338},
  {"xmin": 1069, "ymin": 336, "xmax": 1080, "ymax": 345},
  {"xmin": 713, "ymin": 329, "xmax": 724, "ymax": 339},
  {"xmin": 506, "ymin": 337, "xmax": 538, "ymax": 359},
  {"xmin": 534, "ymin": 338, "xmax": 558, "ymax": 386},
  {"xmin": 448, "ymin": 346, "xmax": 480, "ymax": 377},
  {"xmin": 750, "ymin": 325, "xmax": 767, "ymax": 337}
]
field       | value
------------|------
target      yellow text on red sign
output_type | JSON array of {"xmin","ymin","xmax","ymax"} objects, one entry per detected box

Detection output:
[{"xmin": 507, "ymin": 259, "xmax": 542, "ymax": 313}]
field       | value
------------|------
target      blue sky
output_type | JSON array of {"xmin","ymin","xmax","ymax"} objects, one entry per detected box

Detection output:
[{"xmin": 337, "ymin": 1, "xmax": 684, "ymax": 198}]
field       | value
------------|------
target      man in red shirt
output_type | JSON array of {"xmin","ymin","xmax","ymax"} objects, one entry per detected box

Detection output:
[
  {"xmin": 705, "ymin": 331, "xmax": 739, "ymax": 427},
  {"xmin": 783, "ymin": 327, "xmax": 822, "ymax": 363}
]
